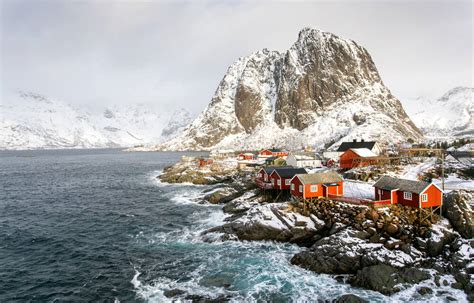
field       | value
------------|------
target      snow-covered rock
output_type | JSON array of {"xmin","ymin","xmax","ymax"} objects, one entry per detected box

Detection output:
[
  {"xmin": 403, "ymin": 87, "xmax": 473, "ymax": 140},
  {"xmin": 0, "ymin": 91, "xmax": 193, "ymax": 149},
  {"xmin": 158, "ymin": 28, "xmax": 422, "ymax": 151}
]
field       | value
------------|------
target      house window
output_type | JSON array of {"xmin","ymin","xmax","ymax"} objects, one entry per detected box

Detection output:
[
  {"xmin": 285, "ymin": 179, "xmax": 290, "ymax": 185},
  {"xmin": 299, "ymin": 185, "xmax": 303, "ymax": 192},
  {"xmin": 264, "ymin": 175, "xmax": 268, "ymax": 181},
  {"xmin": 291, "ymin": 184, "xmax": 295, "ymax": 190},
  {"xmin": 404, "ymin": 192, "xmax": 412, "ymax": 200},
  {"xmin": 277, "ymin": 179, "xmax": 281, "ymax": 186},
  {"xmin": 310, "ymin": 185, "xmax": 318, "ymax": 192},
  {"xmin": 421, "ymin": 194, "xmax": 428, "ymax": 202},
  {"xmin": 378, "ymin": 189, "xmax": 383, "ymax": 197}
]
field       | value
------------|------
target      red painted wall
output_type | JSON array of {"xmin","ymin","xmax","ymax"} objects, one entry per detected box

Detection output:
[
  {"xmin": 396, "ymin": 191, "xmax": 419, "ymax": 208},
  {"xmin": 260, "ymin": 150, "xmax": 273, "ymax": 156},
  {"xmin": 340, "ymin": 150, "xmax": 359, "ymax": 169},
  {"xmin": 290, "ymin": 177, "xmax": 304, "ymax": 197},
  {"xmin": 374, "ymin": 188, "xmax": 391, "ymax": 201},
  {"xmin": 420, "ymin": 184, "xmax": 443, "ymax": 208},
  {"xmin": 325, "ymin": 182, "xmax": 344, "ymax": 197}
]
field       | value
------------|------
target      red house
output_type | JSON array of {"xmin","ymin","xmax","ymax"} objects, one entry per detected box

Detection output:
[
  {"xmin": 339, "ymin": 148, "xmax": 378, "ymax": 169},
  {"xmin": 238, "ymin": 153, "xmax": 255, "ymax": 160},
  {"xmin": 259, "ymin": 149, "xmax": 289, "ymax": 159},
  {"xmin": 269, "ymin": 167, "xmax": 307, "ymax": 190},
  {"xmin": 199, "ymin": 158, "xmax": 214, "ymax": 167},
  {"xmin": 373, "ymin": 176, "xmax": 443, "ymax": 208},
  {"xmin": 290, "ymin": 172, "xmax": 344, "ymax": 199}
]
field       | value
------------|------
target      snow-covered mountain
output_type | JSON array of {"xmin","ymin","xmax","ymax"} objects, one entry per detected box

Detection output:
[
  {"xmin": 403, "ymin": 87, "xmax": 473, "ymax": 140},
  {"xmin": 0, "ymin": 91, "xmax": 192, "ymax": 150},
  {"xmin": 157, "ymin": 28, "xmax": 422, "ymax": 151}
]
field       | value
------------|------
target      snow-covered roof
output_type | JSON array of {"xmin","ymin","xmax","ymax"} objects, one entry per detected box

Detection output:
[
  {"xmin": 337, "ymin": 141, "xmax": 377, "ymax": 152},
  {"xmin": 349, "ymin": 148, "xmax": 378, "ymax": 158},
  {"xmin": 289, "ymin": 151, "xmax": 321, "ymax": 160}
]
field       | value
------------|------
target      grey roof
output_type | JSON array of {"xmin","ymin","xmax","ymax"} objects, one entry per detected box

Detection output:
[
  {"xmin": 273, "ymin": 167, "xmax": 307, "ymax": 178},
  {"xmin": 373, "ymin": 176, "xmax": 431, "ymax": 194},
  {"xmin": 261, "ymin": 165, "xmax": 292, "ymax": 174},
  {"xmin": 337, "ymin": 141, "xmax": 377, "ymax": 152},
  {"xmin": 294, "ymin": 172, "xmax": 343, "ymax": 184}
]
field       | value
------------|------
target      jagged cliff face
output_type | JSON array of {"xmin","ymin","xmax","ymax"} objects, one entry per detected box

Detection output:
[{"xmin": 159, "ymin": 28, "xmax": 422, "ymax": 151}]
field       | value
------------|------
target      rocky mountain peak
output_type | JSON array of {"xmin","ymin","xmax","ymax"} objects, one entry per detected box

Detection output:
[{"xmin": 158, "ymin": 28, "xmax": 422, "ymax": 151}]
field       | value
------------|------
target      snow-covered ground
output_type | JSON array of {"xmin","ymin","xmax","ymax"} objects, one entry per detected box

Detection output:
[{"xmin": 344, "ymin": 180, "xmax": 374, "ymax": 200}]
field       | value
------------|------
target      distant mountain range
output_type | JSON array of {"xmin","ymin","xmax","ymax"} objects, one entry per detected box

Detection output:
[
  {"xmin": 1, "ymin": 29, "xmax": 471, "ymax": 151},
  {"xmin": 403, "ymin": 87, "xmax": 473, "ymax": 141},
  {"xmin": 0, "ymin": 92, "xmax": 192, "ymax": 150}
]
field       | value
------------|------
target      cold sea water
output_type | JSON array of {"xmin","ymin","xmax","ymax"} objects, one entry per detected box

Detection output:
[{"xmin": 0, "ymin": 149, "xmax": 454, "ymax": 302}]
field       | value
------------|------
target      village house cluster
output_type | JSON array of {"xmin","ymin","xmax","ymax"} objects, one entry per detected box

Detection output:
[{"xmin": 202, "ymin": 139, "xmax": 448, "ymax": 216}]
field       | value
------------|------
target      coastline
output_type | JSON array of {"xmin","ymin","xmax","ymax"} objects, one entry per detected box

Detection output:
[{"xmin": 157, "ymin": 156, "xmax": 474, "ymax": 302}]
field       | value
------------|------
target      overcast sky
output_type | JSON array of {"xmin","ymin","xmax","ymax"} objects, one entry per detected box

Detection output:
[{"xmin": 1, "ymin": 0, "xmax": 472, "ymax": 113}]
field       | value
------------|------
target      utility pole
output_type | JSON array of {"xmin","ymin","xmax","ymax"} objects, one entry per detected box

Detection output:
[{"xmin": 441, "ymin": 150, "xmax": 445, "ymax": 191}]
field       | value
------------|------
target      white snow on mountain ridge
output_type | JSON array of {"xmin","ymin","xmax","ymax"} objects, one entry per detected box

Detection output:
[
  {"xmin": 0, "ymin": 92, "xmax": 192, "ymax": 150},
  {"xmin": 156, "ymin": 28, "xmax": 422, "ymax": 151},
  {"xmin": 402, "ymin": 87, "xmax": 473, "ymax": 141}
]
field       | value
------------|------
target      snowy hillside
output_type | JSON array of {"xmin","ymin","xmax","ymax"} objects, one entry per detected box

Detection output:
[
  {"xmin": 0, "ymin": 92, "xmax": 192, "ymax": 150},
  {"xmin": 156, "ymin": 28, "xmax": 422, "ymax": 151},
  {"xmin": 403, "ymin": 87, "xmax": 473, "ymax": 140}
]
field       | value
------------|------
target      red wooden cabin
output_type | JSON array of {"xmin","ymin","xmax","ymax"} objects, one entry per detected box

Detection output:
[
  {"xmin": 259, "ymin": 149, "xmax": 289, "ymax": 158},
  {"xmin": 269, "ymin": 167, "xmax": 307, "ymax": 190},
  {"xmin": 373, "ymin": 176, "xmax": 443, "ymax": 208},
  {"xmin": 339, "ymin": 148, "xmax": 377, "ymax": 169},
  {"xmin": 238, "ymin": 153, "xmax": 255, "ymax": 160},
  {"xmin": 290, "ymin": 172, "xmax": 344, "ymax": 198},
  {"xmin": 199, "ymin": 158, "xmax": 214, "ymax": 167}
]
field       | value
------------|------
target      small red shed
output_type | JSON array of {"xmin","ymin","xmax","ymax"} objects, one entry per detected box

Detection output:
[
  {"xmin": 373, "ymin": 176, "xmax": 443, "ymax": 208},
  {"xmin": 199, "ymin": 158, "xmax": 214, "ymax": 167},
  {"xmin": 259, "ymin": 149, "xmax": 289, "ymax": 158},
  {"xmin": 290, "ymin": 172, "xmax": 344, "ymax": 198},
  {"xmin": 238, "ymin": 153, "xmax": 255, "ymax": 160},
  {"xmin": 269, "ymin": 167, "xmax": 307, "ymax": 190}
]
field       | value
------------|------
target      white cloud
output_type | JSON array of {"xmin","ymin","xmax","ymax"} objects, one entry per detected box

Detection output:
[{"xmin": 1, "ymin": 0, "xmax": 472, "ymax": 113}]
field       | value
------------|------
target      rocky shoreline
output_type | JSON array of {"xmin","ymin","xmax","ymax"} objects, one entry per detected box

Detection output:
[{"xmin": 158, "ymin": 161, "xmax": 474, "ymax": 301}]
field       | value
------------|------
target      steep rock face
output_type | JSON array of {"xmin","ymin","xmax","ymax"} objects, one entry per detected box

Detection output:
[
  {"xmin": 275, "ymin": 29, "xmax": 382, "ymax": 130},
  {"xmin": 159, "ymin": 28, "xmax": 422, "ymax": 151}
]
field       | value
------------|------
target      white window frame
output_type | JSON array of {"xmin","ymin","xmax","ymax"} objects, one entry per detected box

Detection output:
[
  {"xmin": 299, "ymin": 185, "xmax": 303, "ymax": 192},
  {"xmin": 291, "ymin": 184, "xmax": 295, "ymax": 190},
  {"xmin": 310, "ymin": 185, "xmax": 318, "ymax": 192},
  {"xmin": 421, "ymin": 193, "xmax": 428, "ymax": 202},
  {"xmin": 404, "ymin": 192, "xmax": 412, "ymax": 200},
  {"xmin": 277, "ymin": 179, "xmax": 281, "ymax": 186},
  {"xmin": 285, "ymin": 179, "xmax": 290, "ymax": 186},
  {"xmin": 264, "ymin": 175, "xmax": 268, "ymax": 181},
  {"xmin": 378, "ymin": 189, "xmax": 383, "ymax": 197}
]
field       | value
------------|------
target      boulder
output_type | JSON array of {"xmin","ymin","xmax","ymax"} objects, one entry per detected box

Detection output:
[
  {"xmin": 349, "ymin": 264, "xmax": 430, "ymax": 295},
  {"xmin": 334, "ymin": 294, "xmax": 368, "ymax": 303},
  {"xmin": 443, "ymin": 191, "xmax": 474, "ymax": 239},
  {"xmin": 291, "ymin": 228, "xmax": 417, "ymax": 275},
  {"xmin": 426, "ymin": 219, "xmax": 456, "ymax": 257}
]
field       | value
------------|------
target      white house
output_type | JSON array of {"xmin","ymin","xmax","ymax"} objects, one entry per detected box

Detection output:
[{"xmin": 286, "ymin": 152, "xmax": 323, "ymax": 168}]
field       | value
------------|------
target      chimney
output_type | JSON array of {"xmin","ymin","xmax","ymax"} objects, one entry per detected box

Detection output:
[{"xmin": 353, "ymin": 139, "xmax": 357, "ymax": 142}]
